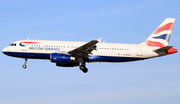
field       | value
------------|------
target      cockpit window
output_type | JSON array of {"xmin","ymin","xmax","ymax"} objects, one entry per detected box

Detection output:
[{"xmin": 9, "ymin": 43, "xmax": 16, "ymax": 46}]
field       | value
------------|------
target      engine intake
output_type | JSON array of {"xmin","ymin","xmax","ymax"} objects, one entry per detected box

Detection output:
[{"xmin": 50, "ymin": 53, "xmax": 75, "ymax": 63}]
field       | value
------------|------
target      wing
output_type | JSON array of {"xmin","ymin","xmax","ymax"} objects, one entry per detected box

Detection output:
[{"xmin": 68, "ymin": 40, "xmax": 98, "ymax": 58}]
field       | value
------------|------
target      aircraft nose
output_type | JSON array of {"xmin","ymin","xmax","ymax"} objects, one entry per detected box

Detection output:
[
  {"xmin": 2, "ymin": 46, "xmax": 14, "ymax": 56},
  {"xmin": 2, "ymin": 47, "xmax": 8, "ymax": 54}
]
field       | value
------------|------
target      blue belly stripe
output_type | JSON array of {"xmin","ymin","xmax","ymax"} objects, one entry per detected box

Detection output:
[
  {"xmin": 3, "ymin": 52, "xmax": 145, "ymax": 62},
  {"xmin": 89, "ymin": 55, "xmax": 145, "ymax": 62},
  {"xmin": 3, "ymin": 52, "xmax": 50, "ymax": 59}
]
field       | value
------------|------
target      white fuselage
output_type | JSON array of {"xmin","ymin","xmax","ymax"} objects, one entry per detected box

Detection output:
[{"xmin": 2, "ymin": 40, "xmax": 162, "ymax": 62}]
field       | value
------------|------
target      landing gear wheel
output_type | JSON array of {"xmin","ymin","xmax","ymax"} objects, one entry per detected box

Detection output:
[
  {"xmin": 22, "ymin": 64, "xmax": 27, "ymax": 69},
  {"xmin": 22, "ymin": 58, "xmax": 28, "ymax": 69},
  {"xmin": 78, "ymin": 57, "xmax": 88, "ymax": 73},
  {"xmin": 80, "ymin": 65, "xmax": 88, "ymax": 73}
]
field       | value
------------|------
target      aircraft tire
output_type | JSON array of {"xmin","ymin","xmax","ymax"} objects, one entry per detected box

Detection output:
[
  {"xmin": 80, "ymin": 65, "xmax": 88, "ymax": 73},
  {"xmin": 22, "ymin": 65, "xmax": 27, "ymax": 69}
]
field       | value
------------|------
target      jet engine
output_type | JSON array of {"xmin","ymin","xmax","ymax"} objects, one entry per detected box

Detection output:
[{"xmin": 50, "ymin": 53, "xmax": 76, "ymax": 63}]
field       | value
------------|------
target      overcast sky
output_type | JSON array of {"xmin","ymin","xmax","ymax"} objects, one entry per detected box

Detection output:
[{"xmin": 0, "ymin": 0, "xmax": 180, "ymax": 104}]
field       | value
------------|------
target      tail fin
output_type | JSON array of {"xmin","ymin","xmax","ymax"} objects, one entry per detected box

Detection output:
[{"xmin": 143, "ymin": 18, "xmax": 175, "ymax": 48}]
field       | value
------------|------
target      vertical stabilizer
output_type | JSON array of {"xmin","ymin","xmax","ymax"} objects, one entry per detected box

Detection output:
[{"xmin": 143, "ymin": 18, "xmax": 175, "ymax": 48}]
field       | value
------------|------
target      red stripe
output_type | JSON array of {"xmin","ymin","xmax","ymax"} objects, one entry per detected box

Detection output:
[
  {"xmin": 153, "ymin": 22, "xmax": 174, "ymax": 34},
  {"xmin": 145, "ymin": 40, "xmax": 164, "ymax": 48},
  {"xmin": 165, "ymin": 48, "xmax": 177, "ymax": 54},
  {"xmin": 20, "ymin": 42, "xmax": 39, "ymax": 44}
]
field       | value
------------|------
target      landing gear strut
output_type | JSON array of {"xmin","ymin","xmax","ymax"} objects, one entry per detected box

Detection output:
[
  {"xmin": 22, "ymin": 58, "xmax": 28, "ymax": 69},
  {"xmin": 79, "ymin": 62, "xmax": 88, "ymax": 73}
]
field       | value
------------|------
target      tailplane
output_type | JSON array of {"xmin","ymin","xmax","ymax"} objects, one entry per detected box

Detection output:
[{"xmin": 143, "ymin": 18, "xmax": 175, "ymax": 48}]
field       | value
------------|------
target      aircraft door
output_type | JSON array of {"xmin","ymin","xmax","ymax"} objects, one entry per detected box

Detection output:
[
  {"xmin": 21, "ymin": 44, "xmax": 28, "ymax": 51},
  {"xmin": 137, "ymin": 46, "xmax": 143, "ymax": 56}
]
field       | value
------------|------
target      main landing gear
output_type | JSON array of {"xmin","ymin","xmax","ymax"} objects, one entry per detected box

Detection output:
[
  {"xmin": 22, "ymin": 58, "xmax": 28, "ymax": 69},
  {"xmin": 78, "ymin": 57, "xmax": 88, "ymax": 73},
  {"xmin": 79, "ymin": 62, "xmax": 88, "ymax": 73}
]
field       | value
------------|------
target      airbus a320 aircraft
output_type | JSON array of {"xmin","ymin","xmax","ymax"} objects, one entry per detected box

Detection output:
[{"xmin": 2, "ymin": 18, "xmax": 177, "ymax": 73}]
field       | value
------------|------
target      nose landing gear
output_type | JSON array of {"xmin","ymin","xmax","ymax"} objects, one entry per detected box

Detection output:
[{"xmin": 22, "ymin": 58, "xmax": 28, "ymax": 69}]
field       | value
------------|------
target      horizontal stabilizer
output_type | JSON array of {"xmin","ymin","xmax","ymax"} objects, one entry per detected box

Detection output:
[{"xmin": 154, "ymin": 46, "xmax": 173, "ymax": 52}]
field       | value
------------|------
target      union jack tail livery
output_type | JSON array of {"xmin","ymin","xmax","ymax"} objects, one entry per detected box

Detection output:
[{"xmin": 144, "ymin": 18, "xmax": 175, "ymax": 48}]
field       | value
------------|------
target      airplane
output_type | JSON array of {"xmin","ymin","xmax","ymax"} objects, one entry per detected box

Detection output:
[{"xmin": 2, "ymin": 18, "xmax": 177, "ymax": 73}]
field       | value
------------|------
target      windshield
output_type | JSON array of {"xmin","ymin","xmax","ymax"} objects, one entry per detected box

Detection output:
[{"xmin": 9, "ymin": 43, "xmax": 16, "ymax": 46}]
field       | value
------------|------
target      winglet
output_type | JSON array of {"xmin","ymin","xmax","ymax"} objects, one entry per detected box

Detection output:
[{"xmin": 97, "ymin": 38, "xmax": 102, "ymax": 43}]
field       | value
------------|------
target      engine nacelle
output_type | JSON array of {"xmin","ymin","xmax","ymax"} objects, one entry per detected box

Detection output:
[
  {"xmin": 50, "ymin": 53, "xmax": 75, "ymax": 63},
  {"xmin": 56, "ymin": 62, "xmax": 79, "ymax": 67}
]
